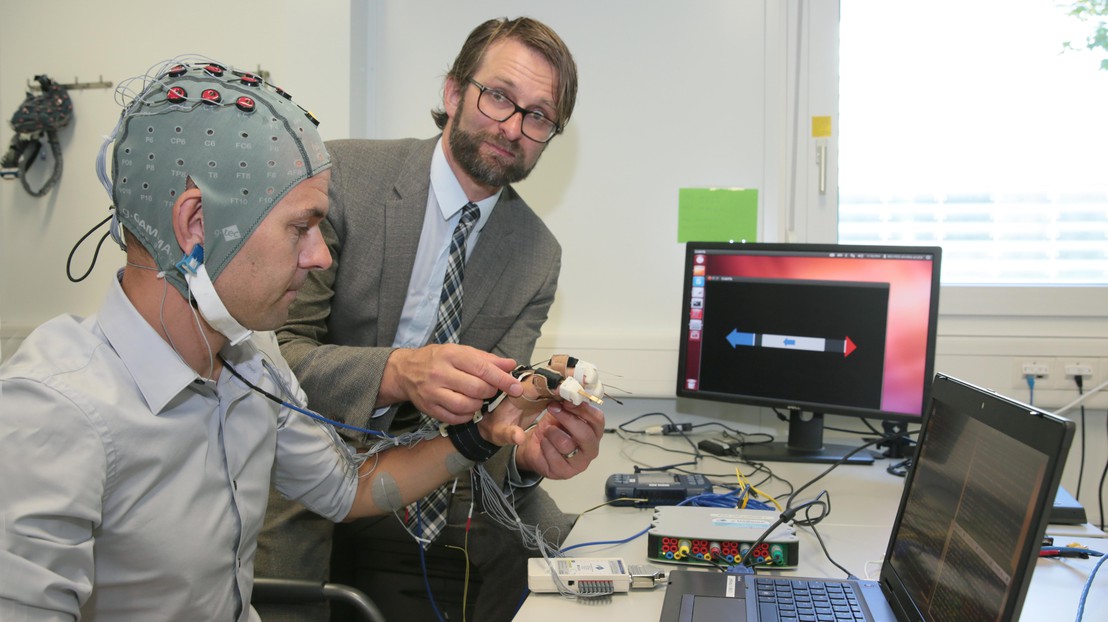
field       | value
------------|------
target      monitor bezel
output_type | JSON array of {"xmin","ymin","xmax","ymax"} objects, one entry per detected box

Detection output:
[{"xmin": 675, "ymin": 241, "xmax": 943, "ymax": 426}]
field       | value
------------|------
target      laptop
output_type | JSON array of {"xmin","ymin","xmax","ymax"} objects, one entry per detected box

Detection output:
[{"xmin": 659, "ymin": 373, "xmax": 1075, "ymax": 622}]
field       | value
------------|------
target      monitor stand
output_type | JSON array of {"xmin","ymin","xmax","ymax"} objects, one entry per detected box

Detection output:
[
  {"xmin": 741, "ymin": 411, "xmax": 875, "ymax": 465},
  {"xmin": 876, "ymin": 420, "xmax": 913, "ymax": 459}
]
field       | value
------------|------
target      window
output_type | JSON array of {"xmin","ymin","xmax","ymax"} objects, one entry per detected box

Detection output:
[{"xmin": 837, "ymin": 0, "xmax": 1108, "ymax": 285}]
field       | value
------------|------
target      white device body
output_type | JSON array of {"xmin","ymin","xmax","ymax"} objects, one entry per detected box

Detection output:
[{"xmin": 527, "ymin": 557, "xmax": 631, "ymax": 594}]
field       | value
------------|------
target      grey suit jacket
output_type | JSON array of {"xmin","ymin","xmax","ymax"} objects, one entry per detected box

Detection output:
[{"xmin": 278, "ymin": 137, "xmax": 562, "ymax": 440}]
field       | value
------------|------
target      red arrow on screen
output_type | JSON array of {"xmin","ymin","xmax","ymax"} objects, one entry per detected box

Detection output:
[{"xmin": 844, "ymin": 336, "xmax": 857, "ymax": 358}]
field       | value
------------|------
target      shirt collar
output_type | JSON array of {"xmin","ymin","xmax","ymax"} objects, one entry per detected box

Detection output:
[
  {"xmin": 430, "ymin": 137, "xmax": 501, "ymax": 227},
  {"xmin": 96, "ymin": 271, "xmax": 260, "ymax": 414}
]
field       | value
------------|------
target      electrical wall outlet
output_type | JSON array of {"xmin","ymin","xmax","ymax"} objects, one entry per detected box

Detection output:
[
  {"xmin": 1064, "ymin": 363, "xmax": 1093, "ymax": 378},
  {"xmin": 1022, "ymin": 362, "xmax": 1050, "ymax": 377},
  {"xmin": 1061, "ymin": 360, "xmax": 1099, "ymax": 391},
  {"xmin": 1012, "ymin": 359, "xmax": 1052, "ymax": 390}
]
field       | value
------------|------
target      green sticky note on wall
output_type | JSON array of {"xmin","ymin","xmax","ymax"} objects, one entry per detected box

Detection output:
[{"xmin": 677, "ymin": 188, "xmax": 758, "ymax": 243}]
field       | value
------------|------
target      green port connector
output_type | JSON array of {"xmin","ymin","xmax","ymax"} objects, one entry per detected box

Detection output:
[{"xmin": 770, "ymin": 545, "xmax": 785, "ymax": 565}]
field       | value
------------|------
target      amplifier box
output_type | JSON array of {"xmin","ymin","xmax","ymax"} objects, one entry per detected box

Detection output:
[{"xmin": 647, "ymin": 506, "xmax": 798, "ymax": 568}]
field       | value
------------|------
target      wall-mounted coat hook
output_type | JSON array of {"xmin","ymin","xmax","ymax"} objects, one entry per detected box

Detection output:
[{"xmin": 27, "ymin": 75, "xmax": 113, "ymax": 92}]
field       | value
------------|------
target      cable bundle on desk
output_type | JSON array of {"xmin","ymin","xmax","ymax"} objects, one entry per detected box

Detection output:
[
  {"xmin": 679, "ymin": 469, "xmax": 781, "ymax": 512},
  {"xmin": 590, "ymin": 411, "xmax": 917, "ymax": 581}
]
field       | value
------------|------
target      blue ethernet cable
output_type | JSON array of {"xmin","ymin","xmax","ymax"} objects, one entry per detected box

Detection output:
[
  {"xmin": 559, "ymin": 525, "xmax": 652, "ymax": 555},
  {"xmin": 678, "ymin": 487, "xmax": 774, "ymax": 511},
  {"xmin": 1075, "ymin": 552, "xmax": 1107, "ymax": 621}
]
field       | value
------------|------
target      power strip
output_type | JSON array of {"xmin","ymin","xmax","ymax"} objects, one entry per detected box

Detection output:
[{"xmin": 527, "ymin": 557, "xmax": 631, "ymax": 595}]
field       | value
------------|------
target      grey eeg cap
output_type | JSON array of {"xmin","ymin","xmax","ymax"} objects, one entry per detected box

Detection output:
[{"xmin": 109, "ymin": 57, "xmax": 331, "ymax": 295}]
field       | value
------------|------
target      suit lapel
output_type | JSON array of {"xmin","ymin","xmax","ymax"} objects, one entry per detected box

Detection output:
[
  {"xmin": 461, "ymin": 194, "xmax": 516, "ymax": 333},
  {"xmin": 377, "ymin": 139, "xmax": 437, "ymax": 345}
]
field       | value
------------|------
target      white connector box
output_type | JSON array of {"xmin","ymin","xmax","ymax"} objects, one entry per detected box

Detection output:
[{"xmin": 527, "ymin": 557, "xmax": 631, "ymax": 594}]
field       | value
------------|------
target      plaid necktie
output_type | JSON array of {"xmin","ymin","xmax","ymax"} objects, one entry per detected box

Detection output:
[{"xmin": 407, "ymin": 201, "xmax": 481, "ymax": 546}]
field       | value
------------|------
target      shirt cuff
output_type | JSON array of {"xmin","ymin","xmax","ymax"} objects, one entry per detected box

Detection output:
[{"xmin": 507, "ymin": 446, "xmax": 543, "ymax": 489}]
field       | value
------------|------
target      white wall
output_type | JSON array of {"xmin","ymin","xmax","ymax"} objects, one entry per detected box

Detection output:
[
  {"xmin": 0, "ymin": 0, "xmax": 352, "ymax": 351},
  {"xmin": 359, "ymin": 0, "xmax": 793, "ymax": 397}
]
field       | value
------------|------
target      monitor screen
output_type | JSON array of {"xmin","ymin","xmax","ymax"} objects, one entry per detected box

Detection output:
[{"xmin": 676, "ymin": 242, "xmax": 942, "ymax": 464}]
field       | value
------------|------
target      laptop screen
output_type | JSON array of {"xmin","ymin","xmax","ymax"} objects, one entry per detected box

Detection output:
[{"xmin": 881, "ymin": 374, "xmax": 1074, "ymax": 621}]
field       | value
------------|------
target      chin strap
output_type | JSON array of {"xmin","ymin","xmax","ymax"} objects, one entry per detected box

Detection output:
[
  {"xmin": 176, "ymin": 245, "xmax": 252, "ymax": 346},
  {"xmin": 184, "ymin": 264, "xmax": 252, "ymax": 346}
]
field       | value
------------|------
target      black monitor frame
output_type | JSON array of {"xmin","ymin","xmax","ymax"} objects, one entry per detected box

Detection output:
[{"xmin": 675, "ymin": 242, "xmax": 942, "ymax": 465}]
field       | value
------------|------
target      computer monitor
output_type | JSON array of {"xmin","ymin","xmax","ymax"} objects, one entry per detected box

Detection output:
[{"xmin": 676, "ymin": 242, "xmax": 942, "ymax": 464}]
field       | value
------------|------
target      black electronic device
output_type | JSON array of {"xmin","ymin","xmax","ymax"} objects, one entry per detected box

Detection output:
[
  {"xmin": 605, "ymin": 472, "xmax": 713, "ymax": 507},
  {"xmin": 1051, "ymin": 485, "xmax": 1088, "ymax": 525},
  {"xmin": 676, "ymin": 242, "xmax": 942, "ymax": 465}
]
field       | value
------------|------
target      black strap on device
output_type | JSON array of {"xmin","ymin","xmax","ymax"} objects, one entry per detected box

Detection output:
[{"xmin": 445, "ymin": 421, "xmax": 500, "ymax": 463}]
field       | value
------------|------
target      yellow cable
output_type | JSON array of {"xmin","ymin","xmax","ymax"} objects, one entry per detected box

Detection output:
[
  {"xmin": 750, "ymin": 484, "xmax": 784, "ymax": 512},
  {"xmin": 735, "ymin": 468, "xmax": 782, "ymax": 511},
  {"xmin": 445, "ymin": 537, "xmax": 471, "ymax": 622},
  {"xmin": 735, "ymin": 469, "xmax": 750, "ymax": 508}
]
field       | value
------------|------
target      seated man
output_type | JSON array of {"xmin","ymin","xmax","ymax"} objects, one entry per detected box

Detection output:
[
  {"xmin": 257, "ymin": 16, "xmax": 604, "ymax": 622},
  {"xmin": 0, "ymin": 56, "xmax": 596, "ymax": 621}
]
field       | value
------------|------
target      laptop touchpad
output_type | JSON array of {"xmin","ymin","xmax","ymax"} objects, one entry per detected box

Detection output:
[{"xmin": 678, "ymin": 594, "xmax": 748, "ymax": 622}]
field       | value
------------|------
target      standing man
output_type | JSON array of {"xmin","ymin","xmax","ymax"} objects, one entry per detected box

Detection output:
[
  {"xmin": 0, "ymin": 57, "xmax": 548, "ymax": 621},
  {"xmin": 257, "ymin": 16, "xmax": 602, "ymax": 622}
]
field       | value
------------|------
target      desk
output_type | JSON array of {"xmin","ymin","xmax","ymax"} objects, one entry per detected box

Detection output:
[{"xmin": 520, "ymin": 399, "xmax": 1107, "ymax": 621}]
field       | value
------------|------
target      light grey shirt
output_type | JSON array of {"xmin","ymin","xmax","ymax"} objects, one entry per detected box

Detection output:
[{"xmin": 0, "ymin": 274, "xmax": 360, "ymax": 621}]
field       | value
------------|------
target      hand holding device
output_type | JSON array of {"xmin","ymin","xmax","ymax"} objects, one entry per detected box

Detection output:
[{"xmin": 384, "ymin": 343, "xmax": 523, "ymax": 424}]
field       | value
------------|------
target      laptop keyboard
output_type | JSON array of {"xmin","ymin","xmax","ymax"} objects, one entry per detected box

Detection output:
[{"xmin": 754, "ymin": 578, "xmax": 869, "ymax": 622}]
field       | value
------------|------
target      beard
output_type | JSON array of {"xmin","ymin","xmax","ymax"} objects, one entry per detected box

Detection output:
[{"xmin": 448, "ymin": 113, "xmax": 540, "ymax": 188}]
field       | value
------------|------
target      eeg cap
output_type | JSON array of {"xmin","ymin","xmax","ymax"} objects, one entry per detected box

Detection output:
[{"xmin": 107, "ymin": 56, "xmax": 331, "ymax": 296}]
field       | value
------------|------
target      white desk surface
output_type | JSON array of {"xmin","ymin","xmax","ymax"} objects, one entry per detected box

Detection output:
[{"xmin": 519, "ymin": 398, "xmax": 1107, "ymax": 621}]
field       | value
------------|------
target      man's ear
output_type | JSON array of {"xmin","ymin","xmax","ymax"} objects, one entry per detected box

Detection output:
[
  {"xmin": 172, "ymin": 186, "xmax": 205, "ymax": 256},
  {"xmin": 444, "ymin": 75, "xmax": 462, "ymax": 119}
]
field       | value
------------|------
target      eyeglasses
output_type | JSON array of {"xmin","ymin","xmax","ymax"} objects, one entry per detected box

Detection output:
[{"xmin": 467, "ymin": 79, "xmax": 560, "ymax": 143}]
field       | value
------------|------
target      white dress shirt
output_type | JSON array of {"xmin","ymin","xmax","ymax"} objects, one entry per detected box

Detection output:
[
  {"xmin": 392, "ymin": 137, "xmax": 500, "ymax": 349},
  {"xmin": 0, "ymin": 274, "xmax": 361, "ymax": 621}
]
